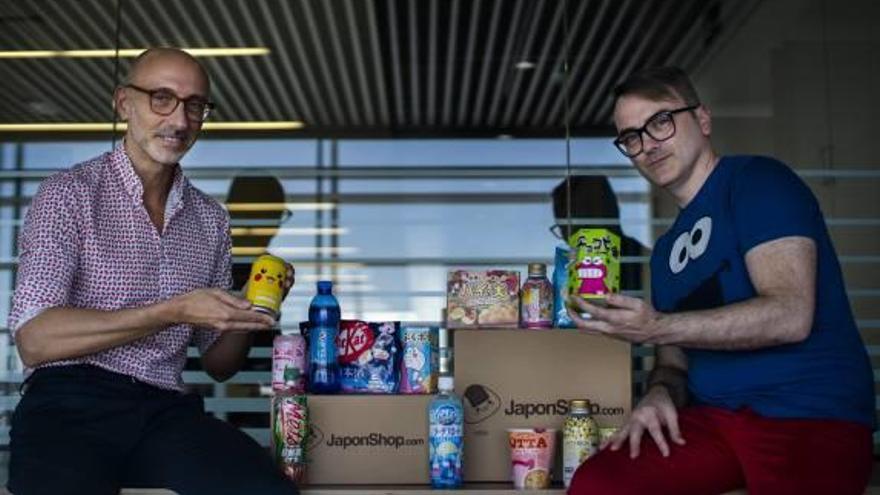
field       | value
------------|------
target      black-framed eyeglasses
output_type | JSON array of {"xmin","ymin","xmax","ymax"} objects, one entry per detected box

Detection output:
[
  {"xmin": 125, "ymin": 84, "xmax": 215, "ymax": 123},
  {"xmin": 280, "ymin": 208, "xmax": 293, "ymax": 223},
  {"xmin": 613, "ymin": 104, "xmax": 699, "ymax": 158}
]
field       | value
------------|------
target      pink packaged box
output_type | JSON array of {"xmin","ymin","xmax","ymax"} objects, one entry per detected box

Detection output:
[{"xmin": 446, "ymin": 270, "xmax": 520, "ymax": 329}]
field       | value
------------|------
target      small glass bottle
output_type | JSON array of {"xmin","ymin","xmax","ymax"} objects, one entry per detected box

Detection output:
[
  {"xmin": 520, "ymin": 263, "xmax": 553, "ymax": 328},
  {"xmin": 562, "ymin": 399, "xmax": 599, "ymax": 488}
]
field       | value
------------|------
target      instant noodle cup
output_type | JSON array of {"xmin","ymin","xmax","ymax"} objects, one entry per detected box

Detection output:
[{"xmin": 507, "ymin": 428, "xmax": 557, "ymax": 489}]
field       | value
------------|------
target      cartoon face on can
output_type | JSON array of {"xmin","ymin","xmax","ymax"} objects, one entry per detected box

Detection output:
[
  {"xmin": 567, "ymin": 229, "xmax": 621, "ymax": 303},
  {"xmin": 245, "ymin": 254, "xmax": 287, "ymax": 318}
]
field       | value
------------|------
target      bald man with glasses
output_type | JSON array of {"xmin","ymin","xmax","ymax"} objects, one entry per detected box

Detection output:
[{"xmin": 8, "ymin": 48, "xmax": 297, "ymax": 495}]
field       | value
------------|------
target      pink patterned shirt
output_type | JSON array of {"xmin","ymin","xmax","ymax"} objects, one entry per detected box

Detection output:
[{"xmin": 8, "ymin": 144, "xmax": 231, "ymax": 390}]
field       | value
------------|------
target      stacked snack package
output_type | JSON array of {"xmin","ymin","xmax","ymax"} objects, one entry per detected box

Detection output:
[
  {"xmin": 446, "ymin": 270, "xmax": 520, "ymax": 329},
  {"xmin": 399, "ymin": 326, "xmax": 439, "ymax": 394},
  {"xmin": 300, "ymin": 318, "xmax": 404, "ymax": 394},
  {"xmin": 271, "ymin": 332, "xmax": 309, "ymax": 483},
  {"xmin": 337, "ymin": 320, "xmax": 401, "ymax": 393}
]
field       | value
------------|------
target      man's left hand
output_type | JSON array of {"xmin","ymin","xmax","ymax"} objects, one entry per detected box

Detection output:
[{"xmin": 567, "ymin": 293, "xmax": 661, "ymax": 344}]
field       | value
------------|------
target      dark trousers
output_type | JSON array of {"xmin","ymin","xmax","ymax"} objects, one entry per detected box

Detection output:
[{"xmin": 8, "ymin": 365, "xmax": 298, "ymax": 495}]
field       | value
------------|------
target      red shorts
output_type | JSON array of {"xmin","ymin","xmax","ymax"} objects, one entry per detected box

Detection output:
[{"xmin": 568, "ymin": 405, "xmax": 873, "ymax": 495}]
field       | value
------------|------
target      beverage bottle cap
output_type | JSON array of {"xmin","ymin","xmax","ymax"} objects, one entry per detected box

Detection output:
[
  {"xmin": 527, "ymin": 263, "xmax": 546, "ymax": 277},
  {"xmin": 438, "ymin": 376, "xmax": 454, "ymax": 391},
  {"xmin": 438, "ymin": 327, "xmax": 449, "ymax": 348},
  {"xmin": 569, "ymin": 399, "xmax": 591, "ymax": 414}
]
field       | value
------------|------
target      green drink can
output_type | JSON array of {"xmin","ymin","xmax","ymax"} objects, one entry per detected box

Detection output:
[
  {"xmin": 272, "ymin": 394, "xmax": 309, "ymax": 483},
  {"xmin": 567, "ymin": 228, "xmax": 621, "ymax": 304}
]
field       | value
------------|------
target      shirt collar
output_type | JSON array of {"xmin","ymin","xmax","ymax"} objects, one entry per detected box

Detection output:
[{"xmin": 110, "ymin": 141, "xmax": 186, "ymax": 208}]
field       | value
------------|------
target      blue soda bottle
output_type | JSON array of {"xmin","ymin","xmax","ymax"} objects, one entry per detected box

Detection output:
[
  {"xmin": 308, "ymin": 280, "xmax": 341, "ymax": 394},
  {"xmin": 429, "ymin": 375, "xmax": 464, "ymax": 488}
]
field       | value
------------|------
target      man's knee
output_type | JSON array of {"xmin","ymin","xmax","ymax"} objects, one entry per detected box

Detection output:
[
  {"xmin": 568, "ymin": 453, "xmax": 641, "ymax": 495},
  {"xmin": 9, "ymin": 465, "xmax": 120, "ymax": 495},
  {"xmin": 168, "ymin": 470, "xmax": 296, "ymax": 495},
  {"xmin": 267, "ymin": 478, "xmax": 299, "ymax": 495},
  {"xmin": 227, "ymin": 471, "xmax": 298, "ymax": 495}
]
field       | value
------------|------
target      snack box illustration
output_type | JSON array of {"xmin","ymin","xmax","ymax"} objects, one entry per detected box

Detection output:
[{"xmin": 446, "ymin": 270, "xmax": 520, "ymax": 329}]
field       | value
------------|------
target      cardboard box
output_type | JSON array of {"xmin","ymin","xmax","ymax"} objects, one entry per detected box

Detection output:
[
  {"xmin": 453, "ymin": 329, "xmax": 631, "ymax": 482},
  {"xmin": 304, "ymin": 395, "xmax": 431, "ymax": 485}
]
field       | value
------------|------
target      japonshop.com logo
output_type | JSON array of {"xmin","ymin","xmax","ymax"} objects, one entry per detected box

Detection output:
[
  {"xmin": 462, "ymin": 382, "xmax": 627, "ymax": 423},
  {"xmin": 325, "ymin": 433, "xmax": 425, "ymax": 450},
  {"xmin": 504, "ymin": 399, "xmax": 627, "ymax": 419}
]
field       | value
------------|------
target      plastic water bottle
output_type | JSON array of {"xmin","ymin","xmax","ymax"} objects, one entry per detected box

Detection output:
[
  {"xmin": 428, "ymin": 375, "xmax": 464, "ymax": 488},
  {"xmin": 308, "ymin": 280, "xmax": 340, "ymax": 394}
]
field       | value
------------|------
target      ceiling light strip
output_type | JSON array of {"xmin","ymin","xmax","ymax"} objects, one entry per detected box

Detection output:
[
  {"xmin": 0, "ymin": 121, "xmax": 304, "ymax": 132},
  {"xmin": 0, "ymin": 48, "xmax": 270, "ymax": 59},
  {"xmin": 226, "ymin": 202, "xmax": 335, "ymax": 212},
  {"xmin": 232, "ymin": 246, "xmax": 358, "ymax": 256},
  {"xmin": 231, "ymin": 227, "xmax": 349, "ymax": 236}
]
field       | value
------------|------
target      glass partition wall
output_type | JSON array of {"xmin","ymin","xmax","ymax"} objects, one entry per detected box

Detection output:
[{"xmin": 0, "ymin": 0, "xmax": 878, "ymax": 466}]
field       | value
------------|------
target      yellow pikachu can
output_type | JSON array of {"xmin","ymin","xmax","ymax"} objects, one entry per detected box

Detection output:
[{"xmin": 245, "ymin": 254, "xmax": 287, "ymax": 319}]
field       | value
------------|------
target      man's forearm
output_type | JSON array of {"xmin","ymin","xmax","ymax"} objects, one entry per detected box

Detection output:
[
  {"xmin": 647, "ymin": 345, "xmax": 688, "ymax": 408},
  {"xmin": 651, "ymin": 294, "xmax": 812, "ymax": 350},
  {"xmin": 15, "ymin": 302, "xmax": 175, "ymax": 367},
  {"xmin": 201, "ymin": 331, "xmax": 255, "ymax": 382},
  {"xmin": 647, "ymin": 365, "xmax": 688, "ymax": 408}
]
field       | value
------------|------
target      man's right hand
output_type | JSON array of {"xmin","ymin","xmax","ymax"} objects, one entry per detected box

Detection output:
[
  {"xmin": 604, "ymin": 384, "xmax": 686, "ymax": 459},
  {"xmin": 167, "ymin": 288, "xmax": 275, "ymax": 331}
]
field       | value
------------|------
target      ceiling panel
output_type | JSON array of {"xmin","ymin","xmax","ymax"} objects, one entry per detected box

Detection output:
[{"xmin": 0, "ymin": 0, "xmax": 761, "ymax": 137}]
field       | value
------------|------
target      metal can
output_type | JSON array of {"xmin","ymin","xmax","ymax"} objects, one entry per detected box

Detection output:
[
  {"xmin": 562, "ymin": 399, "xmax": 599, "ymax": 488},
  {"xmin": 273, "ymin": 333, "xmax": 307, "ymax": 394},
  {"xmin": 271, "ymin": 394, "xmax": 309, "ymax": 483},
  {"xmin": 567, "ymin": 228, "xmax": 621, "ymax": 305},
  {"xmin": 245, "ymin": 253, "xmax": 288, "ymax": 318}
]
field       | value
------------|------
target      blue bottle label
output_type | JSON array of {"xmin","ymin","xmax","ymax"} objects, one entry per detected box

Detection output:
[
  {"xmin": 429, "ymin": 402, "xmax": 463, "ymax": 486},
  {"xmin": 311, "ymin": 328, "xmax": 333, "ymax": 365}
]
